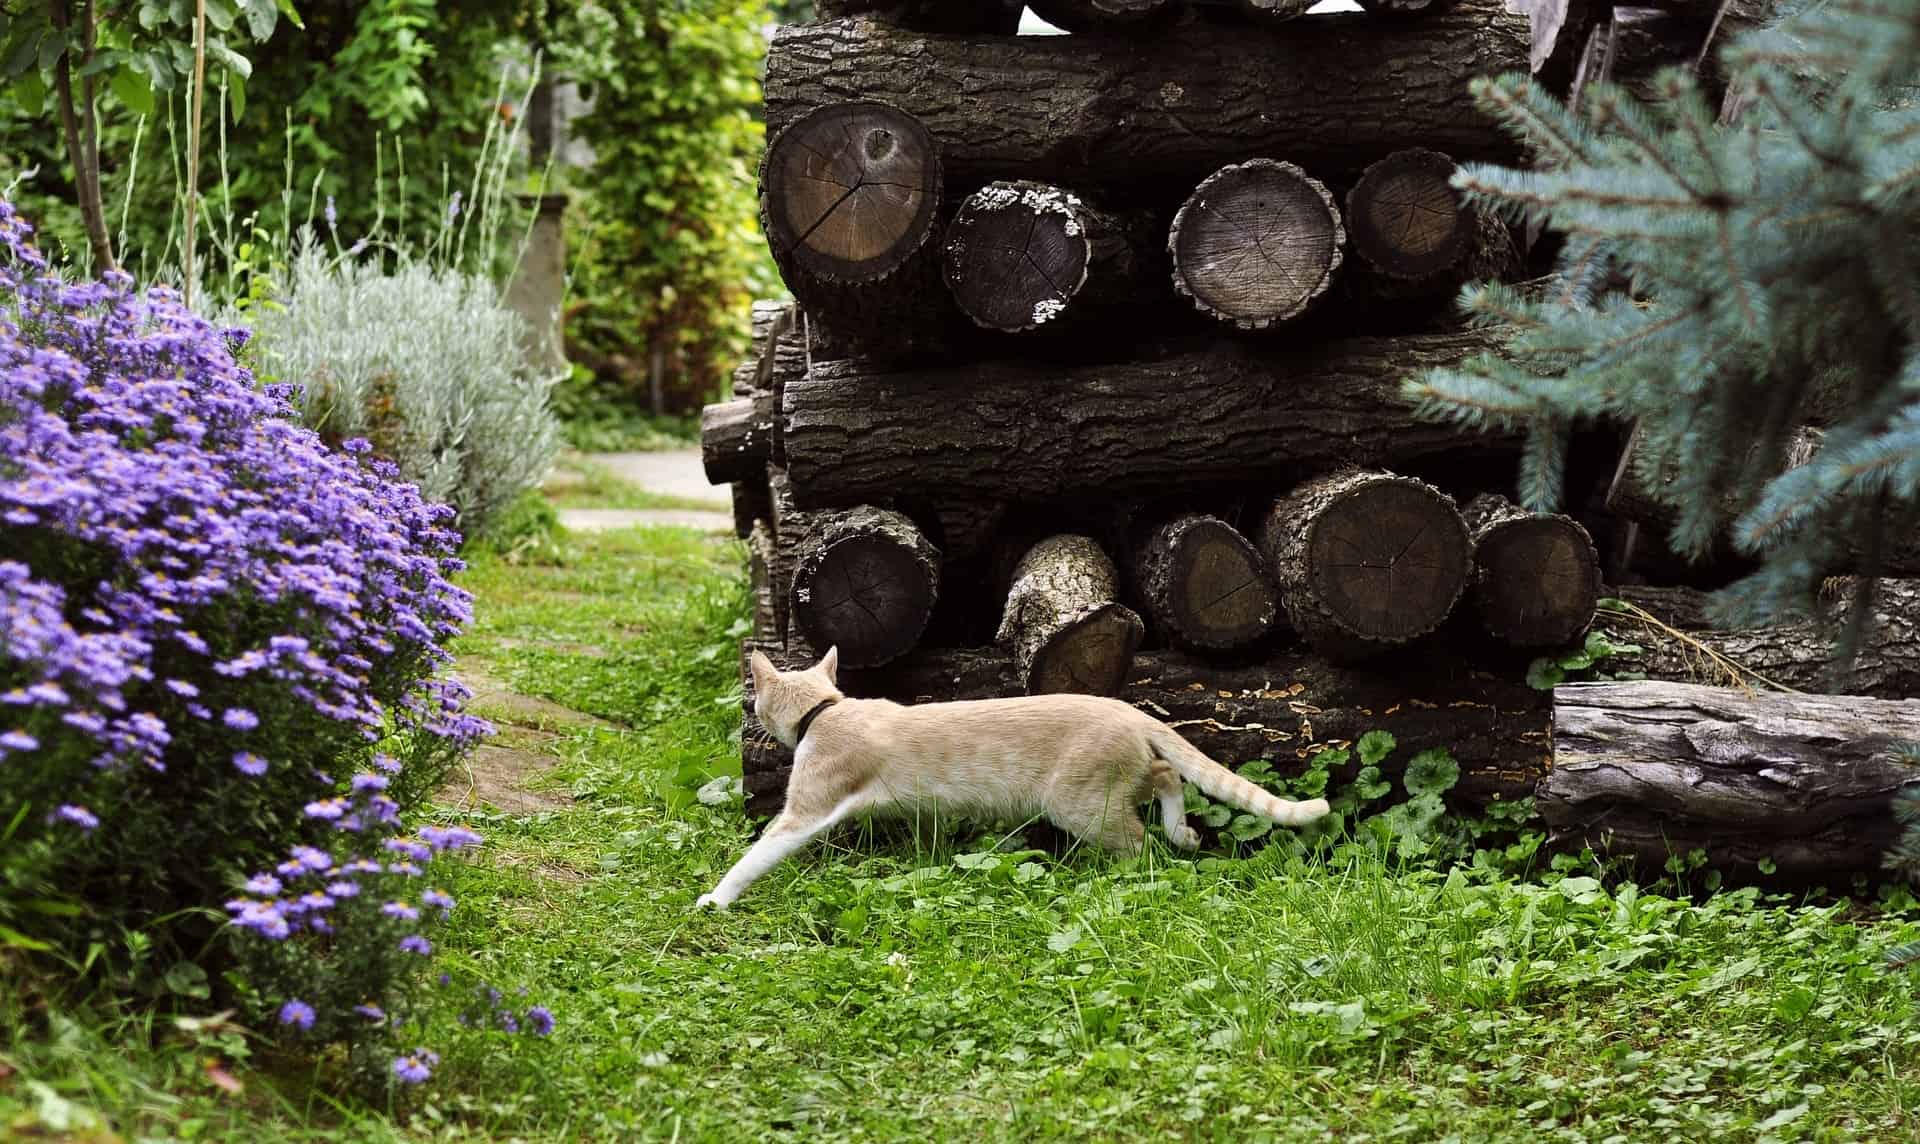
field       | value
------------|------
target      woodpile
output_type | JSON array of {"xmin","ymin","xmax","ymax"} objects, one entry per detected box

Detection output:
[{"xmin": 703, "ymin": 0, "xmax": 1918, "ymax": 886}]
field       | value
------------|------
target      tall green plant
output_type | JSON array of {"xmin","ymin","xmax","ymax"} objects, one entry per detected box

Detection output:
[
  {"xmin": 552, "ymin": 0, "xmax": 778, "ymax": 415},
  {"xmin": 0, "ymin": 0, "xmax": 287, "ymax": 270}
]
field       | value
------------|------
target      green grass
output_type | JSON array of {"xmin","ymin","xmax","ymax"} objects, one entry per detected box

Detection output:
[{"xmin": 7, "ymin": 521, "xmax": 1920, "ymax": 1141}]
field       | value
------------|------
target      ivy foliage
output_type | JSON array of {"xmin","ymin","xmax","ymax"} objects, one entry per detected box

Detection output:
[{"xmin": 551, "ymin": 0, "xmax": 779, "ymax": 414}]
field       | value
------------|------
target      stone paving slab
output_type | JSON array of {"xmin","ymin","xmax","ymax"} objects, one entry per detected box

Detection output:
[
  {"xmin": 556, "ymin": 507, "xmax": 733, "ymax": 533},
  {"xmin": 588, "ymin": 449, "xmax": 729, "ymax": 508}
]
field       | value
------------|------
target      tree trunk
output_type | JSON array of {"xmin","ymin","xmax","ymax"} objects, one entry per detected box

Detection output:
[
  {"xmin": 1170, "ymin": 160, "xmax": 1345, "ymax": 329},
  {"xmin": 1463, "ymin": 493, "xmax": 1601, "ymax": 647},
  {"xmin": 740, "ymin": 640, "xmax": 1552, "ymax": 814},
  {"xmin": 700, "ymin": 394, "xmax": 779, "ymax": 486},
  {"xmin": 1026, "ymin": 0, "xmax": 1180, "ymax": 32},
  {"xmin": 1132, "ymin": 514, "xmax": 1280, "ymax": 652},
  {"xmin": 941, "ymin": 181, "xmax": 1160, "ymax": 335},
  {"xmin": 815, "ymin": 0, "xmax": 1026, "ymax": 33},
  {"xmin": 764, "ymin": 1, "xmax": 1533, "ymax": 199},
  {"xmin": 747, "ymin": 521, "xmax": 782, "ymax": 642},
  {"xmin": 1542, "ymin": 680, "xmax": 1920, "ymax": 882},
  {"xmin": 790, "ymin": 505, "xmax": 940, "ymax": 669},
  {"xmin": 50, "ymin": 1, "xmax": 115, "ymax": 272},
  {"xmin": 1598, "ymin": 581, "xmax": 1920, "ymax": 700},
  {"xmin": 997, "ymin": 535, "xmax": 1145, "ymax": 696},
  {"xmin": 779, "ymin": 329, "xmax": 1517, "ymax": 509},
  {"xmin": 1258, "ymin": 470, "xmax": 1472, "ymax": 659},
  {"xmin": 760, "ymin": 102, "xmax": 949, "ymax": 355}
]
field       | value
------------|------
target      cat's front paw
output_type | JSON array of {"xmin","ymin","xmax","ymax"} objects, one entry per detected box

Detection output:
[
  {"xmin": 1166, "ymin": 823, "xmax": 1203, "ymax": 851},
  {"xmin": 695, "ymin": 892, "xmax": 731, "ymax": 911}
]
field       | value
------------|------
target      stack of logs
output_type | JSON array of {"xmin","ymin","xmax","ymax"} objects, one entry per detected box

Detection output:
[{"xmin": 701, "ymin": 0, "xmax": 1920, "ymax": 883}]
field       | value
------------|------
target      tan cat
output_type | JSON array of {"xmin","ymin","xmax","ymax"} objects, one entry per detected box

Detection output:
[{"xmin": 696, "ymin": 648, "xmax": 1331, "ymax": 909}]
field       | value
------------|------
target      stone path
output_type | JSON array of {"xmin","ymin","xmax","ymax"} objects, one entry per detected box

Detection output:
[{"xmin": 551, "ymin": 448, "xmax": 734, "ymax": 534}]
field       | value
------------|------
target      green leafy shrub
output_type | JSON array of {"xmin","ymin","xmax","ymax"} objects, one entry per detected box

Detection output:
[
  {"xmin": 241, "ymin": 240, "xmax": 562, "ymax": 542},
  {"xmin": 555, "ymin": 0, "xmax": 780, "ymax": 414}
]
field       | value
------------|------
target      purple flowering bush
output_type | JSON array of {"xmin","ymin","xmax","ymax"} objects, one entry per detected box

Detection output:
[{"xmin": 0, "ymin": 196, "xmax": 497, "ymax": 1078}]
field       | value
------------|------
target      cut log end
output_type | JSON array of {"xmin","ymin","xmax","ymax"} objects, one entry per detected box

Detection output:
[
  {"xmin": 1466, "ymin": 495, "xmax": 1601, "ymax": 647},
  {"xmin": 791, "ymin": 507, "xmax": 940, "ymax": 668},
  {"xmin": 1029, "ymin": 603, "xmax": 1147, "ymax": 696},
  {"xmin": 1346, "ymin": 148, "xmax": 1471, "ymax": 281},
  {"xmin": 1264, "ymin": 471, "xmax": 1471, "ymax": 655},
  {"xmin": 762, "ymin": 102, "xmax": 941, "ymax": 284},
  {"xmin": 999, "ymin": 534, "xmax": 1141, "ymax": 696},
  {"xmin": 1139, "ymin": 515, "xmax": 1280, "ymax": 651},
  {"xmin": 943, "ymin": 181, "xmax": 1093, "ymax": 332},
  {"xmin": 1170, "ymin": 159, "xmax": 1345, "ymax": 329}
]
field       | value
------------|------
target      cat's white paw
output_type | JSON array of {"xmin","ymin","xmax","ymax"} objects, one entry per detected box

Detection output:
[
  {"xmin": 1298, "ymin": 798, "xmax": 1332, "ymax": 822},
  {"xmin": 1167, "ymin": 823, "xmax": 1203, "ymax": 851},
  {"xmin": 695, "ymin": 892, "xmax": 730, "ymax": 911}
]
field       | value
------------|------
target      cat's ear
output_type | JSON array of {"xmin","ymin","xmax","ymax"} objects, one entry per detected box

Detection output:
[
  {"xmin": 819, "ymin": 646, "xmax": 839, "ymax": 683},
  {"xmin": 749, "ymin": 650, "xmax": 777, "ymax": 691}
]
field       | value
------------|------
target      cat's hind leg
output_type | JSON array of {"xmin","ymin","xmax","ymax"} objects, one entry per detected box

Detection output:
[
  {"xmin": 1049, "ymin": 799, "xmax": 1147, "ymax": 855},
  {"xmin": 697, "ymin": 788, "xmax": 869, "ymax": 909},
  {"xmin": 1151, "ymin": 760, "xmax": 1203, "ymax": 850}
]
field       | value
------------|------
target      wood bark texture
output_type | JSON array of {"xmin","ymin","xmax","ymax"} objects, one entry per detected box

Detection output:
[
  {"xmin": 1133, "ymin": 514, "xmax": 1280, "ymax": 652},
  {"xmin": 1224, "ymin": 0, "xmax": 1313, "ymax": 24},
  {"xmin": 1463, "ymin": 493, "xmax": 1601, "ymax": 647},
  {"xmin": 733, "ymin": 474, "xmax": 773, "ymax": 542},
  {"xmin": 764, "ymin": 2, "xmax": 1533, "ymax": 197},
  {"xmin": 1170, "ymin": 160, "xmax": 1345, "ymax": 329},
  {"xmin": 1598, "ymin": 581, "xmax": 1920, "ymax": 700},
  {"xmin": 1543, "ymin": 680, "xmax": 1920, "ymax": 881},
  {"xmin": 790, "ymin": 505, "xmax": 941, "ymax": 669},
  {"xmin": 779, "ymin": 330, "xmax": 1517, "ymax": 508},
  {"xmin": 740, "ymin": 640, "xmax": 1551, "ymax": 811},
  {"xmin": 942, "ymin": 181, "xmax": 1158, "ymax": 334},
  {"xmin": 997, "ymin": 535, "xmax": 1145, "ymax": 696},
  {"xmin": 1356, "ymin": 0, "xmax": 1460, "ymax": 15},
  {"xmin": 700, "ymin": 393, "xmax": 778, "ymax": 486},
  {"xmin": 1027, "ymin": 0, "xmax": 1179, "ymax": 31},
  {"xmin": 731, "ymin": 300, "xmax": 802, "ymax": 398},
  {"xmin": 1608, "ymin": 425, "xmax": 1920, "ymax": 575},
  {"xmin": 814, "ymin": 0, "xmax": 1025, "ymax": 32},
  {"xmin": 1259, "ymin": 470, "xmax": 1472, "ymax": 658}
]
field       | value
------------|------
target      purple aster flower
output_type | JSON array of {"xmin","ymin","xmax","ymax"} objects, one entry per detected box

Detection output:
[
  {"xmin": 243, "ymin": 874, "xmax": 283, "ymax": 896},
  {"xmin": 392, "ymin": 1050, "xmax": 437, "ymax": 1084},
  {"xmin": 387, "ymin": 861, "xmax": 423, "ymax": 877},
  {"xmin": 325, "ymin": 880, "xmax": 360, "ymax": 898},
  {"xmin": 232, "ymin": 751, "xmax": 267, "ymax": 776},
  {"xmin": 221, "ymin": 708, "xmax": 258, "ymax": 731},
  {"xmin": 354, "ymin": 1003, "xmax": 385, "ymax": 1022},
  {"xmin": 421, "ymin": 888, "xmax": 454, "ymax": 913},
  {"xmin": 163, "ymin": 679, "xmax": 199, "ymax": 698},
  {"xmin": 291, "ymin": 846, "xmax": 333, "ymax": 872},
  {"xmin": 398, "ymin": 935, "xmax": 432, "ymax": 956},
  {"xmin": 278, "ymin": 999, "xmax": 316, "ymax": 1030},
  {"xmin": 497, "ymin": 1011, "xmax": 519, "ymax": 1033},
  {"xmin": 525, "ymin": 1006, "xmax": 555, "ymax": 1036},
  {"xmin": 373, "ymin": 753, "xmax": 402, "ymax": 774},
  {"xmin": 419, "ymin": 825, "xmax": 482, "ymax": 853},
  {"xmin": 51, "ymin": 804, "xmax": 99, "ymax": 831},
  {"xmin": 381, "ymin": 901, "xmax": 420, "ymax": 921},
  {"xmin": 383, "ymin": 838, "xmax": 433, "ymax": 862},
  {"xmin": 304, "ymin": 798, "xmax": 347, "ymax": 821},
  {"xmin": 0, "ymin": 729, "xmax": 39, "ymax": 753},
  {"xmin": 351, "ymin": 771, "xmax": 389, "ymax": 792}
]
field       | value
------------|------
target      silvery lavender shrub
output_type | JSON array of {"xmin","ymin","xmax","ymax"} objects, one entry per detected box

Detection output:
[
  {"xmin": 242, "ymin": 240, "xmax": 562, "ymax": 544},
  {"xmin": 0, "ymin": 197, "xmax": 493, "ymax": 1055}
]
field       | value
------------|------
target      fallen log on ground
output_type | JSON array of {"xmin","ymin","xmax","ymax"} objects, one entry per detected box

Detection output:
[{"xmin": 1542, "ymin": 680, "xmax": 1920, "ymax": 882}]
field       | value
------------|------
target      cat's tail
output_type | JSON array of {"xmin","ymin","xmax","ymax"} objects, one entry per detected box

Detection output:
[{"xmin": 1148, "ymin": 726, "xmax": 1331, "ymax": 827}]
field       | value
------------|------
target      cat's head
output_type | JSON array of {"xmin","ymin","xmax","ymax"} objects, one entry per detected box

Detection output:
[{"xmin": 748, "ymin": 646, "xmax": 841, "ymax": 749}]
